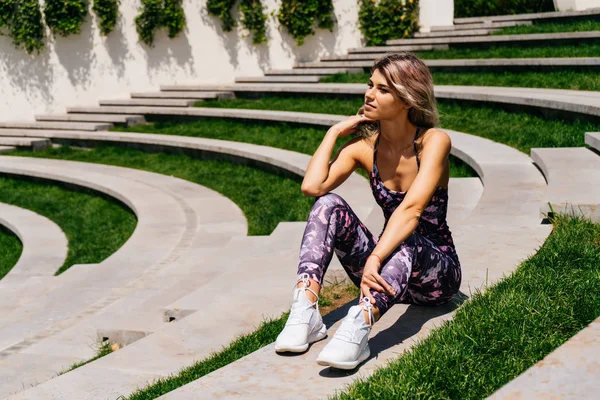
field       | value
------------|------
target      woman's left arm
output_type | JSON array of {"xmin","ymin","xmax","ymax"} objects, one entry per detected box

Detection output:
[{"xmin": 373, "ymin": 129, "xmax": 451, "ymax": 260}]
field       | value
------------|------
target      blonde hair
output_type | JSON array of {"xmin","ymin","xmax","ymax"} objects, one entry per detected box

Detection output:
[{"xmin": 356, "ymin": 52, "xmax": 438, "ymax": 139}]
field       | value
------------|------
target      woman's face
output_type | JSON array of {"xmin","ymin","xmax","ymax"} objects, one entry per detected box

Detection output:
[{"xmin": 363, "ymin": 69, "xmax": 408, "ymax": 121}]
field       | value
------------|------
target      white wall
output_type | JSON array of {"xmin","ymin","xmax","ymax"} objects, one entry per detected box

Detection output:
[
  {"xmin": 0, "ymin": 0, "xmax": 362, "ymax": 121},
  {"xmin": 554, "ymin": 0, "xmax": 600, "ymax": 10},
  {"xmin": 419, "ymin": 0, "xmax": 454, "ymax": 32}
]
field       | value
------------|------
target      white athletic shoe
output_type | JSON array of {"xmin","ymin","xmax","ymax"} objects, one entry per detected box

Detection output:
[
  {"xmin": 316, "ymin": 297, "xmax": 373, "ymax": 370},
  {"xmin": 275, "ymin": 274, "xmax": 327, "ymax": 353}
]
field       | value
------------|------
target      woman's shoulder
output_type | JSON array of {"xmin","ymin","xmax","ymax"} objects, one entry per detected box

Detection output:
[{"xmin": 418, "ymin": 127, "xmax": 452, "ymax": 152}]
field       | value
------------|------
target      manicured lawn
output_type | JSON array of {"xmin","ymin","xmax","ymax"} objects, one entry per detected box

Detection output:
[
  {"xmin": 0, "ymin": 225, "xmax": 23, "ymax": 280},
  {"xmin": 0, "ymin": 174, "xmax": 136, "ymax": 275},
  {"xmin": 10, "ymin": 146, "xmax": 314, "ymax": 236},
  {"xmin": 191, "ymin": 95, "xmax": 598, "ymax": 153},
  {"xmin": 321, "ymin": 70, "xmax": 600, "ymax": 92},
  {"xmin": 333, "ymin": 215, "xmax": 600, "ymax": 399},
  {"xmin": 495, "ymin": 19, "xmax": 600, "ymax": 36}
]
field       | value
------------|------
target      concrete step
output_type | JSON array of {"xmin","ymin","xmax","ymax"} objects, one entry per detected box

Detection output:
[
  {"xmin": 265, "ymin": 68, "xmax": 362, "ymax": 76},
  {"xmin": 0, "ymin": 137, "xmax": 50, "ymax": 151},
  {"xmin": 585, "ymin": 131, "xmax": 600, "ymax": 153},
  {"xmin": 0, "ymin": 121, "xmax": 111, "ymax": 131},
  {"xmin": 35, "ymin": 113, "xmax": 145, "ymax": 126},
  {"xmin": 320, "ymin": 53, "xmax": 402, "ymax": 61},
  {"xmin": 454, "ymin": 7, "xmax": 600, "ymax": 25},
  {"xmin": 531, "ymin": 147, "xmax": 600, "ymax": 222},
  {"xmin": 385, "ymin": 30, "xmax": 600, "ymax": 46},
  {"xmin": 414, "ymin": 28, "xmax": 500, "ymax": 38},
  {"xmin": 235, "ymin": 75, "xmax": 322, "ymax": 83},
  {"xmin": 99, "ymin": 99, "xmax": 195, "ymax": 107},
  {"xmin": 0, "ymin": 146, "xmax": 15, "ymax": 154},
  {"xmin": 430, "ymin": 20, "xmax": 532, "ymax": 32},
  {"xmin": 129, "ymin": 91, "xmax": 234, "ymax": 100},
  {"xmin": 0, "ymin": 202, "xmax": 68, "ymax": 284}
]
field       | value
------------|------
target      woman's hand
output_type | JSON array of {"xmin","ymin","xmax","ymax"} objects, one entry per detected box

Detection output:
[
  {"xmin": 328, "ymin": 114, "xmax": 375, "ymax": 138},
  {"xmin": 360, "ymin": 255, "xmax": 396, "ymax": 304}
]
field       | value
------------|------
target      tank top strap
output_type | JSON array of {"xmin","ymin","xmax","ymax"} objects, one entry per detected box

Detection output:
[{"xmin": 413, "ymin": 127, "xmax": 421, "ymax": 171}]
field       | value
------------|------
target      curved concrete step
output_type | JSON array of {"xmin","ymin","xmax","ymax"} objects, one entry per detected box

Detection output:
[
  {"xmin": 414, "ymin": 28, "xmax": 499, "ymax": 38},
  {"xmin": 531, "ymin": 147, "xmax": 600, "ymax": 221},
  {"xmin": 585, "ymin": 131, "xmax": 600, "ymax": 152},
  {"xmin": 130, "ymin": 91, "xmax": 234, "ymax": 100},
  {"xmin": 385, "ymin": 30, "xmax": 600, "ymax": 47},
  {"xmin": 431, "ymin": 20, "xmax": 532, "ymax": 32},
  {"xmin": 0, "ymin": 121, "xmax": 111, "ymax": 132},
  {"xmin": 99, "ymin": 99, "xmax": 196, "ymax": 107},
  {"xmin": 35, "ymin": 113, "xmax": 145, "ymax": 126},
  {"xmin": 265, "ymin": 68, "xmax": 362, "ymax": 76},
  {"xmin": 454, "ymin": 7, "xmax": 600, "ymax": 25},
  {"xmin": 0, "ymin": 146, "xmax": 15, "ymax": 154},
  {"xmin": 0, "ymin": 202, "xmax": 68, "ymax": 283},
  {"xmin": 0, "ymin": 137, "xmax": 50, "ymax": 151},
  {"xmin": 235, "ymin": 76, "xmax": 321, "ymax": 83}
]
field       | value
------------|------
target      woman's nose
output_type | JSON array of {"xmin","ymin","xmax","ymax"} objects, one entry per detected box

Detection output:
[{"xmin": 365, "ymin": 87, "xmax": 375, "ymax": 101}]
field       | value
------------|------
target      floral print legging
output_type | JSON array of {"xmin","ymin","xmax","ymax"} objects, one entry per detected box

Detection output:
[{"xmin": 298, "ymin": 193, "xmax": 462, "ymax": 317}]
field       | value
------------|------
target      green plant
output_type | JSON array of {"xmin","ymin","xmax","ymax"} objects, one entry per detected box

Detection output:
[
  {"xmin": 207, "ymin": 0, "xmax": 236, "ymax": 31},
  {"xmin": 278, "ymin": 0, "xmax": 335, "ymax": 46},
  {"xmin": 0, "ymin": 0, "xmax": 14, "ymax": 30},
  {"xmin": 239, "ymin": 0, "xmax": 267, "ymax": 44},
  {"xmin": 455, "ymin": 0, "xmax": 554, "ymax": 18},
  {"xmin": 358, "ymin": 0, "xmax": 419, "ymax": 46},
  {"xmin": 163, "ymin": 0, "xmax": 185, "ymax": 38},
  {"xmin": 92, "ymin": 0, "xmax": 120, "ymax": 36},
  {"xmin": 135, "ymin": 0, "xmax": 186, "ymax": 46},
  {"xmin": 44, "ymin": 0, "xmax": 88, "ymax": 37},
  {"xmin": 11, "ymin": 0, "xmax": 45, "ymax": 53}
]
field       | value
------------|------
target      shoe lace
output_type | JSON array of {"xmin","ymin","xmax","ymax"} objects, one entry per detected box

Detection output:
[
  {"xmin": 335, "ymin": 297, "xmax": 373, "ymax": 342},
  {"xmin": 287, "ymin": 273, "xmax": 320, "ymax": 324}
]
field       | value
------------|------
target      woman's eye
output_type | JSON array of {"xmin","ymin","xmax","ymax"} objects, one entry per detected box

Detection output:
[{"xmin": 379, "ymin": 88, "xmax": 388, "ymax": 93}]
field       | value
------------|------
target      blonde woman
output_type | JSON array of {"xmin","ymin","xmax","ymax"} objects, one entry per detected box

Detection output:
[{"xmin": 275, "ymin": 53, "xmax": 462, "ymax": 370}]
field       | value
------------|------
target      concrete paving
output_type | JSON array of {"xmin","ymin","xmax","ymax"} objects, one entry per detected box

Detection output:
[
  {"xmin": 531, "ymin": 147, "xmax": 600, "ymax": 221},
  {"xmin": 454, "ymin": 7, "xmax": 600, "ymax": 25},
  {"xmin": 385, "ymin": 31, "xmax": 600, "ymax": 47},
  {"xmin": 0, "ymin": 202, "xmax": 68, "ymax": 283},
  {"xmin": 35, "ymin": 113, "xmax": 145, "ymax": 126},
  {"xmin": 0, "ymin": 121, "xmax": 111, "ymax": 131},
  {"xmin": 488, "ymin": 316, "xmax": 600, "ymax": 400}
]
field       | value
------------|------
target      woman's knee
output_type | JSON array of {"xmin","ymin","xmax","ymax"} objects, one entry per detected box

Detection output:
[{"xmin": 314, "ymin": 192, "xmax": 346, "ymax": 208}]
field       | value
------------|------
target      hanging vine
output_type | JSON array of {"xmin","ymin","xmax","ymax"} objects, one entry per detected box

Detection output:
[
  {"xmin": 358, "ymin": 0, "xmax": 419, "ymax": 47},
  {"xmin": 163, "ymin": 0, "xmax": 186, "ymax": 38},
  {"xmin": 11, "ymin": 0, "xmax": 46, "ymax": 53},
  {"xmin": 92, "ymin": 0, "xmax": 120, "ymax": 36},
  {"xmin": 135, "ymin": 0, "xmax": 162, "ymax": 46},
  {"xmin": 239, "ymin": 0, "xmax": 266, "ymax": 44},
  {"xmin": 44, "ymin": 0, "xmax": 88, "ymax": 37},
  {"xmin": 207, "ymin": 0, "xmax": 236, "ymax": 32},
  {"xmin": 277, "ymin": 0, "xmax": 335, "ymax": 46},
  {"xmin": 0, "ymin": 0, "xmax": 13, "ymax": 30}
]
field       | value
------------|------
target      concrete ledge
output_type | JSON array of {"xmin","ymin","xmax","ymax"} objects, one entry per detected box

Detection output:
[
  {"xmin": 0, "ymin": 202, "xmax": 68, "ymax": 283},
  {"xmin": 0, "ymin": 146, "xmax": 15, "ymax": 154},
  {"xmin": 454, "ymin": 7, "xmax": 600, "ymax": 24},
  {"xmin": 0, "ymin": 122, "xmax": 112, "ymax": 132},
  {"xmin": 489, "ymin": 316, "xmax": 600, "ymax": 400},
  {"xmin": 414, "ymin": 28, "xmax": 499, "ymax": 38},
  {"xmin": 431, "ymin": 20, "xmax": 532, "ymax": 32},
  {"xmin": 385, "ymin": 30, "xmax": 600, "ymax": 46},
  {"xmin": 585, "ymin": 131, "xmax": 600, "ymax": 152},
  {"xmin": 0, "ymin": 137, "xmax": 50, "ymax": 151},
  {"xmin": 35, "ymin": 114, "xmax": 146, "ymax": 126},
  {"xmin": 99, "ymin": 99, "xmax": 196, "ymax": 107},
  {"xmin": 266, "ymin": 68, "xmax": 362, "ymax": 76},
  {"xmin": 130, "ymin": 91, "xmax": 232, "ymax": 100},
  {"xmin": 235, "ymin": 76, "xmax": 322, "ymax": 83},
  {"xmin": 531, "ymin": 147, "xmax": 600, "ymax": 221}
]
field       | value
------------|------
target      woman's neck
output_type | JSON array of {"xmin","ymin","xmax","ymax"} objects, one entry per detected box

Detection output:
[{"xmin": 378, "ymin": 118, "xmax": 417, "ymax": 152}]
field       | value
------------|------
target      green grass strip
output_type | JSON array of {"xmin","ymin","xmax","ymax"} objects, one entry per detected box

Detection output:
[
  {"xmin": 321, "ymin": 70, "xmax": 600, "ymax": 92},
  {"xmin": 414, "ymin": 43, "xmax": 600, "ymax": 59},
  {"xmin": 333, "ymin": 214, "xmax": 600, "ymax": 399},
  {"xmin": 10, "ymin": 146, "xmax": 314, "ymax": 236},
  {"xmin": 192, "ymin": 95, "xmax": 599, "ymax": 153},
  {"xmin": 495, "ymin": 19, "xmax": 600, "ymax": 36},
  {"xmin": 59, "ymin": 341, "xmax": 115, "ymax": 376},
  {"xmin": 0, "ymin": 174, "xmax": 136, "ymax": 275},
  {"xmin": 126, "ymin": 315, "xmax": 287, "ymax": 400},
  {"xmin": 112, "ymin": 116, "xmax": 477, "ymax": 178},
  {"xmin": 0, "ymin": 224, "xmax": 23, "ymax": 280}
]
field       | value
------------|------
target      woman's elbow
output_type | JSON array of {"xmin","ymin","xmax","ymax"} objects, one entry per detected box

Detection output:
[{"xmin": 301, "ymin": 183, "xmax": 323, "ymax": 197}]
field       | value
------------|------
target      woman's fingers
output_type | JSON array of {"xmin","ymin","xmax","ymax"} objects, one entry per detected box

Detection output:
[
  {"xmin": 374, "ymin": 274, "xmax": 396, "ymax": 296},
  {"xmin": 364, "ymin": 272, "xmax": 396, "ymax": 297},
  {"xmin": 360, "ymin": 284, "xmax": 376, "ymax": 304}
]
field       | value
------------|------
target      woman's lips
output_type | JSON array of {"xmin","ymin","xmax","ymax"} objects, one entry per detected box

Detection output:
[{"xmin": 364, "ymin": 103, "xmax": 375, "ymax": 111}]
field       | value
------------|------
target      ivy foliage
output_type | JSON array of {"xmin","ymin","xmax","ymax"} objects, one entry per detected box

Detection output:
[
  {"xmin": 239, "ymin": 0, "xmax": 267, "ymax": 44},
  {"xmin": 207, "ymin": 0, "xmax": 236, "ymax": 32},
  {"xmin": 135, "ymin": 0, "xmax": 186, "ymax": 46},
  {"xmin": 44, "ymin": 0, "xmax": 88, "ymax": 37},
  {"xmin": 0, "ymin": 0, "xmax": 12, "ymax": 29},
  {"xmin": 92, "ymin": 0, "xmax": 120, "ymax": 36},
  {"xmin": 278, "ymin": 0, "xmax": 335, "ymax": 46},
  {"xmin": 455, "ymin": 0, "xmax": 554, "ymax": 18},
  {"xmin": 10, "ymin": 0, "xmax": 46, "ymax": 53},
  {"xmin": 358, "ymin": 0, "xmax": 419, "ymax": 47}
]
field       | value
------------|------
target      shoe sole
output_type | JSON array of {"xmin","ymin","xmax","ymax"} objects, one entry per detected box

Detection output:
[
  {"xmin": 274, "ymin": 324, "xmax": 327, "ymax": 353},
  {"xmin": 316, "ymin": 346, "xmax": 370, "ymax": 370}
]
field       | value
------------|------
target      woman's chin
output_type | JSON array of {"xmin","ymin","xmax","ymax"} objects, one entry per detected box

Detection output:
[{"xmin": 363, "ymin": 109, "xmax": 378, "ymax": 119}]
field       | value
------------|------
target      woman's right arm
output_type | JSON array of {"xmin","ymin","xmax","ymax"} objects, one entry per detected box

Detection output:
[{"xmin": 301, "ymin": 115, "xmax": 370, "ymax": 197}]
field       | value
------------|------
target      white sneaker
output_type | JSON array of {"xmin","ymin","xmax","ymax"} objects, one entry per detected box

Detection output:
[
  {"xmin": 316, "ymin": 297, "xmax": 373, "ymax": 370},
  {"xmin": 275, "ymin": 274, "xmax": 327, "ymax": 353}
]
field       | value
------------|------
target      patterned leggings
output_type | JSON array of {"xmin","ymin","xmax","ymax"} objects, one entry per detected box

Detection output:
[{"xmin": 298, "ymin": 193, "xmax": 462, "ymax": 317}]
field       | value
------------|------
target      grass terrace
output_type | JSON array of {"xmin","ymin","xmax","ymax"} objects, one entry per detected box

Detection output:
[
  {"xmin": 322, "ymin": 71, "xmax": 600, "ymax": 92},
  {"xmin": 0, "ymin": 175, "xmax": 136, "ymax": 276}
]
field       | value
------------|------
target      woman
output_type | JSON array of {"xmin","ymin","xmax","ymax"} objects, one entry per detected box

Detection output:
[{"xmin": 274, "ymin": 52, "xmax": 462, "ymax": 370}]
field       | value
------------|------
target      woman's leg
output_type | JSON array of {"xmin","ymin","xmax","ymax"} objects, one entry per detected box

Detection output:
[{"xmin": 296, "ymin": 193, "xmax": 377, "ymax": 300}]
